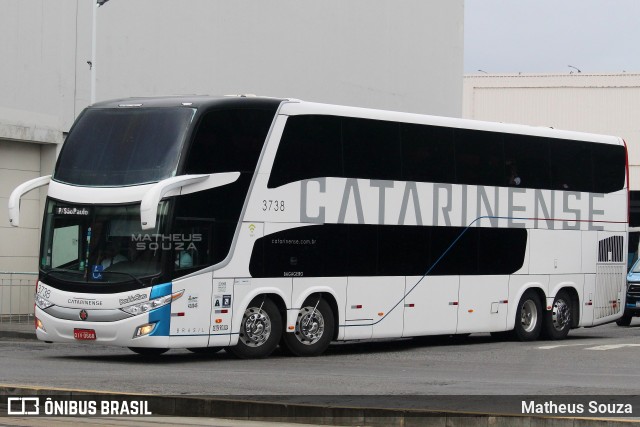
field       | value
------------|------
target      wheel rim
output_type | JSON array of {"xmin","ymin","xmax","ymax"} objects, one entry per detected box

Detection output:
[
  {"xmin": 520, "ymin": 299, "xmax": 538, "ymax": 333},
  {"xmin": 295, "ymin": 306, "xmax": 325, "ymax": 345},
  {"xmin": 240, "ymin": 307, "xmax": 271, "ymax": 347},
  {"xmin": 552, "ymin": 298, "xmax": 571, "ymax": 331}
]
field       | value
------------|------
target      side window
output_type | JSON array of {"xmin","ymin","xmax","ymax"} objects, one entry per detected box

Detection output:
[
  {"xmin": 173, "ymin": 219, "xmax": 212, "ymax": 271},
  {"xmin": 249, "ymin": 225, "xmax": 349, "ymax": 277},
  {"xmin": 455, "ymin": 129, "xmax": 504, "ymax": 187},
  {"xmin": 378, "ymin": 225, "xmax": 431, "ymax": 276},
  {"xmin": 172, "ymin": 174, "xmax": 252, "ymax": 277},
  {"xmin": 401, "ymin": 124, "xmax": 455, "ymax": 183},
  {"xmin": 342, "ymin": 118, "xmax": 401, "ymax": 181},
  {"xmin": 592, "ymin": 143, "xmax": 625, "ymax": 193},
  {"xmin": 185, "ymin": 109, "xmax": 274, "ymax": 174},
  {"xmin": 503, "ymin": 134, "xmax": 550, "ymax": 189},
  {"xmin": 550, "ymin": 140, "xmax": 592, "ymax": 192},
  {"xmin": 267, "ymin": 115, "xmax": 342, "ymax": 188}
]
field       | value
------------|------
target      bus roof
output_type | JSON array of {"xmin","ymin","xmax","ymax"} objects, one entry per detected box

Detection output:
[{"xmin": 91, "ymin": 96, "xmax": 622, "ymax": 146}]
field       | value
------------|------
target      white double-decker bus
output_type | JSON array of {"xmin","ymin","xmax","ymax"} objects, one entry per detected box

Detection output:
[{"xmin": 9, "ymin": 96, "xmax": 628, "ymax": 358}]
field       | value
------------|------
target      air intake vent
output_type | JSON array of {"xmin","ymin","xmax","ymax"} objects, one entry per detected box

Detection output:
[{"xmin": 598, "ymin": 236, "xmax": 624, "ymax": 263}]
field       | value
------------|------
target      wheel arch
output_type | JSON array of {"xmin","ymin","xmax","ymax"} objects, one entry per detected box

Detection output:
[
  {"xmin": 507, "ymin": 285, "xmax": 547, "ymax": 330},
  {"xmin": 299, "ymin": 291, "xmax": 340, "ymax": 341},
  {"xmin": 231, "ymin": 288, "xmax": 289, "ymax": 342}
]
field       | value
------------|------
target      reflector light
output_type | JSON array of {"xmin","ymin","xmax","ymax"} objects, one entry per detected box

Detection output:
[
  {"xmin": 215, "ymin": 318, "xmax": 222, "ymax": 324},
  {"xmin": 133, "ymin": 322, "xmax": 156, "ymax": 338},
  {"xmin": 468, "ymin": 309, "xmax": 474, "ymax": 313},
  {"xmin": 35, "ymin": 317, "xmax": 45, "ymax": 332},
  {"xmin": 378, "ymin": 312, "xmax": 384, "ymax": 316},
  {"xmin": 288, "ymin": 326, "xmax": 295, "ymax": 330}
]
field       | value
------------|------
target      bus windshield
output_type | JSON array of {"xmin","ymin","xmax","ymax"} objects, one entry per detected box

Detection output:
[
  {"xmin": 54, "ymin": 107, "xmax": 196, "ymax": 186},
  {"xmin": 40, "ymin": 199, "xmax": 171, "ymax": 285}
]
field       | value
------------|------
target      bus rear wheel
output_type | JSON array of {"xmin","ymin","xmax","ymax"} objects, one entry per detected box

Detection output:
[
  {"xmin": 128, "ymin": 347, "xmax": 169, "ymax": 356},
  {"xmin": 542, "ymin": 290, "xmax": 572, "ymax": 340},
  {"xmin": 227, "ymin": 297, "xmax": 282, "ymax": 359},
  {"xmin": 282, "ymin": 298, "xmax": 334, "ymax": 357},
  {"xmin": 513, "ymin": 290, "xmax": 542, "ymax": 341}
]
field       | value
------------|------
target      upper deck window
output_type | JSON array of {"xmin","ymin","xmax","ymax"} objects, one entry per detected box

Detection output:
[{"xmin": 55, "ymin": 107, "xmax": 195, "ymax": 186}]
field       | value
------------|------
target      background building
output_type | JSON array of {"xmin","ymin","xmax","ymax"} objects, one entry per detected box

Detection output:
[
  {"xmin": 463, "ymin": 72, "xmax": 640, "ymax": 258},
  {"xmin": 0, "ymin": 0, "xmax": 465, "ymax": 276}
]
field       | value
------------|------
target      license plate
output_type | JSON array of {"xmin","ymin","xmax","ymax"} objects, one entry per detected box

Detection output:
[
  {"xmin": 74, "ymin": 328, "xmax": 96, "ymax": 340},
  {"xmin": 636, "ymin": 302, "xmax": 640, "ymax": 308}
]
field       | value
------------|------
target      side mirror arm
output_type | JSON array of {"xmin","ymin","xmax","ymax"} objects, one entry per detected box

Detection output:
[
  {"xmin": 140, "ymin": 172, "xmax": 240, "ymax": 230},
  {"xmin": 8, "ymin": 175, "xmax": 52, "ymax": 227}
]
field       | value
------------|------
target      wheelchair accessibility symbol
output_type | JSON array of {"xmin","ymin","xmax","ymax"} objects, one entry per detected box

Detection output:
[{"xmin": 92, "ymin": 265, "xmax": 104, "ymax": 280}]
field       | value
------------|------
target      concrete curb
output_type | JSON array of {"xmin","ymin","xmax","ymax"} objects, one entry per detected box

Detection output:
[{"xmin": 1, "ymin": 385, "xmax": 638, "ymax": 426}]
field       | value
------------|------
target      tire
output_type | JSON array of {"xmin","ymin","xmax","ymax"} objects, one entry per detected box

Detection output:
[
  {"xmin": 513, "ymin": 290, "xmax": 542, "ymax": 341},
  {"xmin": 227, "ymin": 297, "xmax": 282, "ymax": 359},
  {"xmin": 616, "ymin": 314, "xmax": 633, "ymax": 327},
  {"xmin": 128, "ymin": 347, "xmax": 169, "ymax": 356},
  {"xmin": 542, "ymin": 290, "xmax": 573, "ymax": 340},
  {"xmin": 187, "ymin": 347, "xmax": 223, "ymax": 355},
  {"xmin": 282, "ymin": 298, "xmax": 334, "ymax": 357}
]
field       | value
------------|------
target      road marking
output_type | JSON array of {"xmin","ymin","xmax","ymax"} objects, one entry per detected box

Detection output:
[
  {"xmin": 585, "ymin": 344, "xmax": 640, "ymax": 351},
  {"xmin": 538, "ymin": 343, "xmax": 593, "ymax": 350}
]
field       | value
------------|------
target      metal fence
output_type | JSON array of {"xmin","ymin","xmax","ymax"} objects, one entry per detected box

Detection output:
[{"xmin": 0, "ymin": 272, "xmax": 37, "ymax": 323}]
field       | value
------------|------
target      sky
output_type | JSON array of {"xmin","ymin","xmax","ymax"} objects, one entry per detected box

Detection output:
[{"xmin": 464, "ymin": 0, "xmax": 640, "ymax": 74}]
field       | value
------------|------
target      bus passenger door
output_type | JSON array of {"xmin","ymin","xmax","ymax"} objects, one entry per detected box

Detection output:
[
  {"xmin": 456, "ymin": 276, "xmax": 508, "ymax": 333},
  {"xmin": 344, "ymin": 276, "xmax": 405, "ymax": 340},
  {"xmin": 402, "ymin": 276, "xmax": 459, "ymax": 337}
]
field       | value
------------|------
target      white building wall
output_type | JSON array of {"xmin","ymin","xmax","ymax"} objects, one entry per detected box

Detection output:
[
  {"xmin": 95, "ymin": 0, "xmax": 464, "ymax": 117},
  {"xmin": 0, "ymin": 0, "xmax": 464, "ymax": 277},
  {"xmin": 463, "ymin": 73, "xmax": 640, "ymax": 190}
]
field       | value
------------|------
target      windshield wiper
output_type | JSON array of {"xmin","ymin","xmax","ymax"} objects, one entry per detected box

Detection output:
[
  {"xmin": 100, "ymin": 270, "xmax": 145, "ymax": 287},
  {"xmin": 40, "ymin": 267, "xmax": 84, "ymax": 281}
]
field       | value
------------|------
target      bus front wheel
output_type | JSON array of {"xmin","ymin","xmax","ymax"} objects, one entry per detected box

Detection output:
[
  {"xmin": 513, "ymin": 290, "xmax": 542, "ymax": 341},
  {"xmin": 228, "ymin": 297, "xmax": 282, "ymax": 359},
  {"xmin": 282, "ymin": 298, "xmax": 334, "ymax": 357}
]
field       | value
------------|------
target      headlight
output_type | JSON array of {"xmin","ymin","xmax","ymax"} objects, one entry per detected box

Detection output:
[
  {"xmin": 120, "ymin": 289, "xmax": 183, "ymax": 316},
  {"xmin": 35, "ymin": 293, "xmax": 53, "ymax": 310}
]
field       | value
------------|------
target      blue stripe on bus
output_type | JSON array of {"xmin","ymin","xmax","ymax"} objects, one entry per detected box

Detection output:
[
  {"xmin": 149, "ymin": 282, "xmax": 172, "ymax": 336},
  {"xmin": 150, "ymin": 282, "xmax": 172, "ymax": 299}
]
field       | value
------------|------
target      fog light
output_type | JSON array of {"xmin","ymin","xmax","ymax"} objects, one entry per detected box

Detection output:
[
  {"xmin": 35, "ymin": 317, "xmax": 46, "ymax": 332},
  {"xmin": 133, "ymin": 323, "xmax": 156, "ymax": 338}
]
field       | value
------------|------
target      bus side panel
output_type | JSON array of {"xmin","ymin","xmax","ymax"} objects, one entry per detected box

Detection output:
[
  {"xmin": 528, "ymin": 230, "xmax": 582, "ymax": 275},
  {"xmin": 457, "ymin": 275, "xmax": 509, "ymax": 333},
  {"xmin": 581, "ymin": 274, "xmax": 596, "ymax": 327},
  {"xmin": 344, "ymin": 277, "xmax": 404, "ymax": 340},
  {"xmin": 402, "ymin": 276, "xmax": 458, "ymax": 337},
  {"xmin": 169, "ymin": 273, "xmax": 212, "ymax": 348}
]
